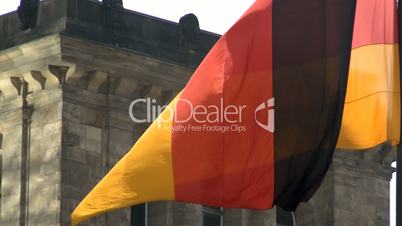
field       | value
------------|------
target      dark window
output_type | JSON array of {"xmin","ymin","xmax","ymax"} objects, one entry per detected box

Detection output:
[
  {"xmin": 277, "ymin": 207, "xmax": 295, "ymax": 226},
  {"xmin": 131, "ymin": 203, "xmax": 147, "ymax": 226},
  {"xmin": 203, "ymin": 206, "xmax": 223, "ymax": 226}
]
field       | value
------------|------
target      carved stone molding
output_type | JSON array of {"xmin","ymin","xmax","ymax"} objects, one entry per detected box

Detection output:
[
  {"xmin": 11, "ymin": 77, "xmax": 23, "ymax": 95},
  {"xmin": 334, "ymin": 143, "xmax": 395, "ymax": 180},
  {"xmin": 1, "ymin": 62, "xmax": 104, "ymax": 95},
  {"xmin": 60, "ymin": 35, "xmax": 194, "ymax": 91},
  {"xmin": 111, "ymin": 77, "xmax": 139, "ymax": 98},
  {"xmin": 65, "ymin": 64, "xmax": 88, "ymax": 85},
  {"xmin": 22, "ymin": 71, "xmax": 45, "ymax": 92},
  {"xmin": 141, "ymin": 84, "xmax": 162, "ymax": 99},
  {"xmin": 336, "ymin": 143, "xmax": 395, "ymax": 167},
  {"xmin": 49, "ymin": 65, "xmax": 69, "ymax": 83},
  {"xmin": 41, "ymin": 67, "xmax": 59, "ymax": 88},
  {"xmin": 87, "ymin": 71, "xmax": 108, "ymax": 92},
  {"xmin": 362, "ymin": 143, "xmax": 394, "ymax": 164},
  {"xmin": 41, "ymin": 65, "xmax": 68, "ymax": 88},
  {"xmin": 0, "ymin": 77, "xmax": 23, "ymax": 99}
]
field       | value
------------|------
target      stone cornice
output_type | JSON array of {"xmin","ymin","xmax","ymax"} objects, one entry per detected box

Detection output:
[
  {"xmin": 0, "ymin": 0, "xmax": 219, "ymax": 67},
  {"xmin": 334, "ymin": 144, "xmax": 396, "ymax": 179},
  {"xmin": 60, "ymin": 34, "xmax": 194, "ymax": 90},
  {"xmin": 0, "ymin": 33, "xmax": 190, "ymax": 104},
  {"xmin": 0, "ymin": 34, "xmax": 61, "ymax": 81}
]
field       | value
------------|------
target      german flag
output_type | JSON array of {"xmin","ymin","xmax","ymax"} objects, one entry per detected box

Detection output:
[
  {"xmin": 71, "ymin": 0, "xmax": 356, "ymax": 224},
  {"xmin": 337, "ymin": 0, "xmax": 400, "ymax": 149}
]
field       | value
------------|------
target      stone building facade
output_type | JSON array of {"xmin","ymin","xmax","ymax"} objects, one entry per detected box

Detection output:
[{"xmin": 0, "ymin": 0, "xmax": 395, "ymax": 226}]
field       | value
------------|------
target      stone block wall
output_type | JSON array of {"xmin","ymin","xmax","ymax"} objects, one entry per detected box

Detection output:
[
  {"xmin": 0, "ymin": 85, "xmax": 63, "ymax": 226},
  {"xmin": 61, "ymin": 100, "xmax": 105, "ymax": 226},
  {"xmin": 0, "ymin": 102, "xmax": 24, "ymax": 226},
  {"xmin": 147, "ymin": 202, "xmax": 174, "ymax": 226},
  {"xmin": 294, "ymin": 146, "xmax": 395, "ymax": 226},
  {"xmin": 332, "ymin": 149, "xmax": 393, "ymax": 226},
  {"xmin": 295, "ymin": 166, "xmax": 334, "ymax": 226},
  {"xmin": 223, "ymin": 209, "xmax": 276, "ymax": 226},
  {"xmin": 59, "ymin": 80, "xmax": 148, "ymax": 226},
  {"xmin": 27, "ymin": 89, "xmax": 63, "ymax": 226}
]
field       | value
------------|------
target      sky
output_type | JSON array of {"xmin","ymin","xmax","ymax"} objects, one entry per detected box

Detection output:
[
  {"xmin": 122, "ymin": 0, "xmax": 254, "ymax": 34},
  {"xmin": 0, "ymin": 0, "xmax": 254, "ymax": 34},
  {"xmin": 0, "ymin": 1, "xmax": 397, "ymax": 226}
]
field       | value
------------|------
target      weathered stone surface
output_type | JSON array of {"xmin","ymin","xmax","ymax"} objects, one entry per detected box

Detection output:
[
  {"xmin": 148, "ymin": 201, "xmax": 174, "ymax": 226},
  {"xmin": 23, "ymin": 71, "xmax": 46, "ymax": 92},
  {"xmin": 142, "ymin": 84, "xmax": 163, "ymax": 98},
  {"xmin": 66, "ymin": 146, "xmax": 87, "ymax": 164},
  {"xmin": 295, "ymin": 148, "xmax": 394, "ymax": 226},
  {"xmin": 87, "ymin": 70, "xmax": 108, "ymax": 93},
  {"xmin": 65, "ymin": 64, "xmax": 88, "ymax": 85},
  {"xmin": 111, "ymin": 77, "xmax": 139, "ymax": 98},
  {"xmin": 249, "ymin": 209, "xmax": 276, "ymax": 226},
  {"xmin": 0, "ymin": 77, "xmax": 22, "ymax": 100},
  {"xmin": 79, "ymin": 127, "xmax": 102, "ymax": 154},
  {"xmin": 224, "ymin": 209, "xmax": 248, "ymax": 226},
  {"xmin": 106, "ymin": 208, "xmax": 131, "ymax": 226},
  {"xmin": 224, "ymin": 208, "xmax": 276, "ymax": 226},
  {"xmin": 173, "ymin": 202, "xmax": 203, "ymax": 226}
]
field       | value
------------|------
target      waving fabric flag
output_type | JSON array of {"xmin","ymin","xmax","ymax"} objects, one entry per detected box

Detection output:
[
  {"xmin": 337, "ymin": 0, "xmax": 400, "ymax": 149},
  {"xmin": 71, "ymin": 0, "xmax": 356, "ymax": 224}
]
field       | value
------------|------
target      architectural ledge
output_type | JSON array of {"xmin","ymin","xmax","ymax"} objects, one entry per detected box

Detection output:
[
  {"xmin": 0, "ymin": 0, "xmax": 219, "ymax": 68},
  {"xmin": 334, "ymin": 143, "xmax": 396, "ymax": 179},
  {"xmin": 0, "ymin": 33, "xmax": 194, "ymax": 103}
]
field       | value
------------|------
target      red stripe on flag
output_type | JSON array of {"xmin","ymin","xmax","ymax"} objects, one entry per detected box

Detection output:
[
  {"xmin": 352, "ymin": 0, "xmax": 398, "ymax": 48},
  {"xmin": 172, "ymin": 0, "xmax": 275, "ymax": 209}
]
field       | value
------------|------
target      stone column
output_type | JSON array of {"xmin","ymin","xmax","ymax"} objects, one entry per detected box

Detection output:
[{"xmin": 20, "ymin": 81, "xmax": 33, "ymax": 226}]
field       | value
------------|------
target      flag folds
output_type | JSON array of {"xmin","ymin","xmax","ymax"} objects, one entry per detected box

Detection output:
[
  {"xmin": 337, "ymin": 0, "xmax": 401, "ymax": 149},
  {"xmin": 71, "ymin": 0, "xmax": 357, "ymax": 224}
]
